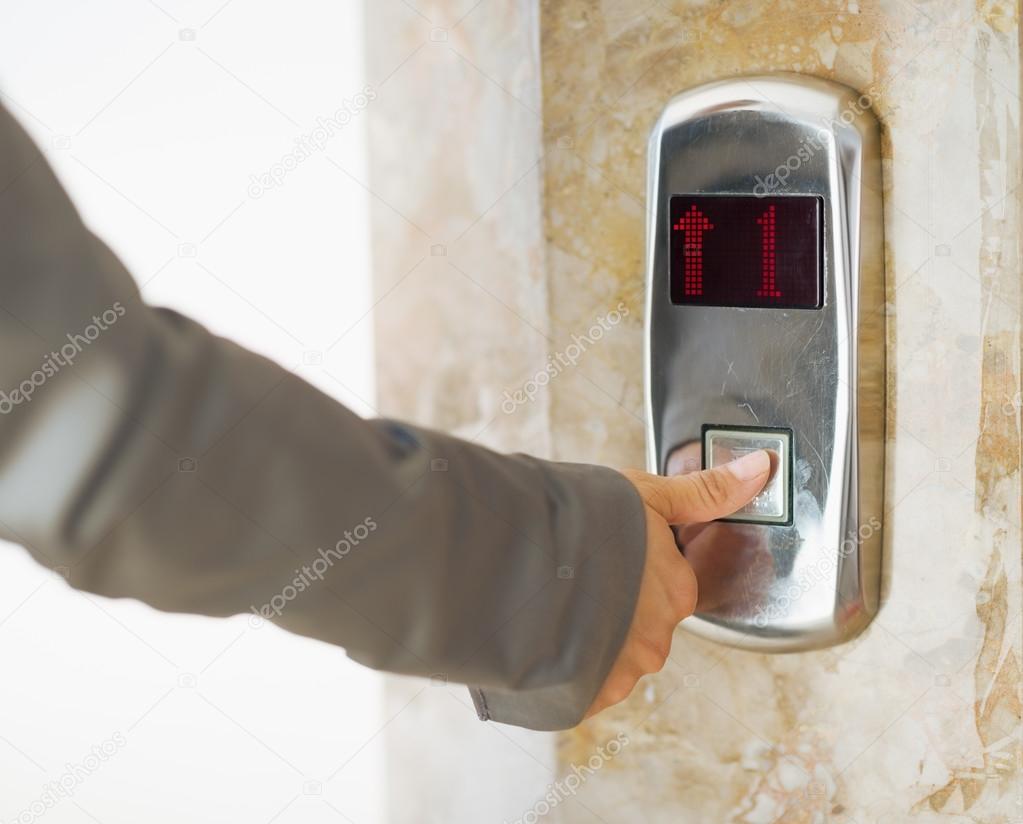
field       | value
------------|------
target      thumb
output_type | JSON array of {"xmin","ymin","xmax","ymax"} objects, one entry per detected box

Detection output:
[{"xmin": 643, "ymin": 449, "xmax": 772, "ymax": 524}]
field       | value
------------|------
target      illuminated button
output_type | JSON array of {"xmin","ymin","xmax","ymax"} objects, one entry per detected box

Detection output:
[{"xmin": 702, "ymin": 425, "xmax": 792, "ymax": 525}]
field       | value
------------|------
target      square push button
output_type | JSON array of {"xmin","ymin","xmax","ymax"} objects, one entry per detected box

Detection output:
[{"xmin": 701, "ymin": 425, "xmax": 792, "ymax": 526}]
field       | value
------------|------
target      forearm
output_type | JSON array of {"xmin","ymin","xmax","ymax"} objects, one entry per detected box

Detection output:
[{"xmin": 0, "ymin": 101, "xmax": 647, "ymax": 729}]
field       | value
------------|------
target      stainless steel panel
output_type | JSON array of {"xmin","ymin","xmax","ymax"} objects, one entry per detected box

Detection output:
[{"xmin": 644, "ymin": 74, "xmax": 885, "ymax": 651}]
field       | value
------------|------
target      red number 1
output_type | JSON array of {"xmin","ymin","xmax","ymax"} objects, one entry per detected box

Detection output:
[
  {"xmin": 756, "ymin": 205, "xmax": 782, "ymax": 299},
  {"xmin": 674, "ymin": 205, "xmax": 713, "ymax": 296}
]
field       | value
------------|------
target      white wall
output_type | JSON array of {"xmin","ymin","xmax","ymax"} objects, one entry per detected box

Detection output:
[{"xmin": 0, "ymin": 1, "xmax": 386, "ymax": 822}]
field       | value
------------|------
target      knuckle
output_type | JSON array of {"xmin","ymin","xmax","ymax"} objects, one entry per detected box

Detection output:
[
  {"xmin": 647, "ymin": 484, "xmax": 672, "ymax": 517},
  {"xmin": 605, "ymin": 675, "xmax": 636, "ymax": 706},
  {"xmin": 670, "ymin": 563, "xmax": 699, "ymax": 619},
  {"xmin": 636, "ymin": 636, "xmax": 670, "ymax": 673},
  {"xmin": 693, "ymin": 469, "xmax": 731, "ymax": 509}
]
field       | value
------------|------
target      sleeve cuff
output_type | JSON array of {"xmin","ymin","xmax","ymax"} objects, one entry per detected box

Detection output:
[{"xmin": 469, "ymin": 462, "xmax": 647, "ymax": 730}]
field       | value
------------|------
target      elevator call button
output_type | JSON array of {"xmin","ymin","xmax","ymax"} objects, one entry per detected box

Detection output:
[{"xmin": 702, "ymin": 425, "xmax": 792, "ymax": 526}]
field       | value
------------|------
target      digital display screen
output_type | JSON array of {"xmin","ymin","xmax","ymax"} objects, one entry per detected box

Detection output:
[{"xmin": 669, "ymin": 195, "xmax": 823, "ymax": 309}]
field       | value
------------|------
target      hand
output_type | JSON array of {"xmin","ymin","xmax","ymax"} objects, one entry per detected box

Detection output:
[
  {"xmin": 667, "ymin": 441, "xmax": 776, "ymax": 612},
  {"xmin": 585, "ymin": 449, "xmax": 771, "ymax": 718}
]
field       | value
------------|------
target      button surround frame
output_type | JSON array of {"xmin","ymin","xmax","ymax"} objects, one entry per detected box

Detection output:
[{"xmin": 701, "ymin": 424, "xmax": 794, "ymax": 527}]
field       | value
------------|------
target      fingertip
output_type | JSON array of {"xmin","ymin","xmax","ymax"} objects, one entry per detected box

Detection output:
[{"xmin": 723, "ymin": 448, "xmax": 771, "ymax": 482}]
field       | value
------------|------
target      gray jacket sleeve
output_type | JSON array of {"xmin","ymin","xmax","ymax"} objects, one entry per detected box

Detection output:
[{"xmin": 0, "ymin": 102, "xmax": 646, "ymax": 730}]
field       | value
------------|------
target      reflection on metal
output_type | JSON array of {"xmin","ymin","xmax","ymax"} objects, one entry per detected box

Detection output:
[{"xmin": 644, "ymin": 75, "xmax": 886, "ymax": 651}]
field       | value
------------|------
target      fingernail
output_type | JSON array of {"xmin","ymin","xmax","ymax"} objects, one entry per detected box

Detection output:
[{"xmin": 724, "ymin": 449, "xmax": 770, "ymax": 481}]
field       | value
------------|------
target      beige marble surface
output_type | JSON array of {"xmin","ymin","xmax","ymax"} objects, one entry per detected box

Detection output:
[
  {"xmin": 365, "ymin": 0, "xmax": 1022, "ymax": 821},
  {"xmin": 363, "ymin": 3, "xmax": 561, "ymax": 822},
  {"xmin": 538, "ymin": 1, "xmax": 1023, "ymax": 822},
  {"xmin": 364, "ymin": 0, "xmax": 550, "ymax": 454}
]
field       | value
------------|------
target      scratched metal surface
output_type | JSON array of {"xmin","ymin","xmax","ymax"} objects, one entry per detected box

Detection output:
[{"xmin": 645, "ymin": 76, "xmax": 885, "ymax": 650}]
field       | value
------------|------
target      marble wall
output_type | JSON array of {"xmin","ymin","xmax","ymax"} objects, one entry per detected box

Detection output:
[
  {"xmin": 366, "ymin": 0, "xmax": 1022, "ymax": 821},
  {"xmin": 363, "ymin": 2, "xmax": 559, "ymax": 822},
  {"xmin": 538, "ymin": 1, "xmax": 1022, "ymax": 821}
]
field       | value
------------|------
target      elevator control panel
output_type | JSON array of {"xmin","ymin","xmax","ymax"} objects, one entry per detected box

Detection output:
[{"xmin": 644, "ymin": 75, "xmax": 885, "ymax": 651}]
